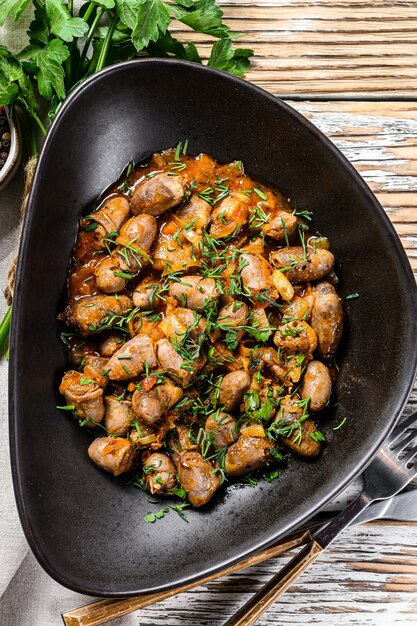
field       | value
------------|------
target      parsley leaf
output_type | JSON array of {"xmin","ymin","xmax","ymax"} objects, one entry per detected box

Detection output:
[
  {"xmin": 144, "ymin": 507, "xmax": 169, "ymax": 523},
  {"xmin": 45, "ymin": 0, "xmax": 88, "ymax": 42},
  {"xmin": 115, "ymin": 0, "xmax": 142, "ymax": 30},
  {"xmin": 27, "ymin": 3, "xmax": 50, "ymax": 46},
  {"xmin": 170, "ymin": 0, "xmax": 230, "ymax": 38},
  {"xmin": 0, "ymin": 47, "xmax": 37, "ymax": 113},
  {"xmin": 208, "ymin": 39, "xmax": 253, "ymax": 76},
  {"xmin": 169, "ymin": 502, "xmax": 189, "ymax": 522},
  {"xmin": 310, "ymin": 430, "xmax": 326, "ymax": 442},
  {"xmin": 0, "ymin": 0, "xmax": 30, "ymax": 27},
  {"xmin": 132, "ymin": 0, "xmax": 171, "ymax": 52},
  {"xmin": 23, "ymin": 39, "xmax": 70, "ymax": 100},
  {"xmin": 0, "ymin": 76, "xmax": 19, "ymax": 105}
]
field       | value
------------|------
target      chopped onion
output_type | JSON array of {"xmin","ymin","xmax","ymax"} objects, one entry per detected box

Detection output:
[
  {"xmin": 241, "ymin": 424, "xmax": 265, "ymax": 438},
  {"xmin": 138, "ymin": 434, "xmax": 157, "ymax": 445},
  {"xmin": 272, "ymin": 269, "xmax": 294, "ymax": 301}
]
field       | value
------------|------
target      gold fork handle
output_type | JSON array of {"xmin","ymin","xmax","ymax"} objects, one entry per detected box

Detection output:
[
  {"xmin": 62, "ymin": 528, "xmax": 314, "ymax": 626},
  {"xmin": 224, "ymin": 540, "xmax": 324, "ymax": 626}
]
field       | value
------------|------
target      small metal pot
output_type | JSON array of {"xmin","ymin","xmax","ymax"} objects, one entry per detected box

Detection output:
[{"xmin": 0, "ymin": 107, "xmax": 21, "ymax": 191}]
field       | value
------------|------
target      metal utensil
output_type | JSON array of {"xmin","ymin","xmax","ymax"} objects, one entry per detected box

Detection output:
[
  {"xmin": 62, "ymin": 487, "xmax": 417, "ymax": 626},
  {"xmin": 352, "ymin": 489, "xmax": 417, "ymax": 524},
  {"xmin": 224, "ymin": 411, "xmax": 417, "ymax": 626}
]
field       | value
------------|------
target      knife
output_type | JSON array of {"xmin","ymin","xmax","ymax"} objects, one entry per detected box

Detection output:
[
  {"xmin": 351, "ymin": 489, "xmax": 417, "ymax": 525},
  {"xmin": 62, "ymin": 488, "xmax": 417, "ymax": 626}
]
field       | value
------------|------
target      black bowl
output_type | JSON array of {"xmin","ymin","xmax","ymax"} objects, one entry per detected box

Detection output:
[{"xmin": 10, "ymin": 59, "xmax": 417, "ymax": 597}]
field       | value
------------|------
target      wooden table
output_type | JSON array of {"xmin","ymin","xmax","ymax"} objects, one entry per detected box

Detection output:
[{"xmin": 147, "ymin": 2, "xmax": 417, "ymax": 625}]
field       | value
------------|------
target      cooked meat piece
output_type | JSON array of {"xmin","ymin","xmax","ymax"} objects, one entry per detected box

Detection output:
[
  {"xmin": 94, "ymin": 256, "xmax": 127, "ymax": 294},
  {"xmin": 88, "ymin": 437, "xmax": 136, "ymax": 476},
  {"xmin": 300, "ymin": 360, "xmax": 332, "ymax": 412},
  {"xmin": 270, "ymin": 247, "xmax": 334, "ymax": 283},
  {"xmin": 118, "ymin": 214, "xmax": 157, "ymax": 252},
  {"xmin": 132, "ymin": 275, "xmax": 164, "ymax": 310},
  {"xmin": 83, "ymin": 355, "xmax": 109, "ymax": 388},
  {"xmin": 280, "ymin": 294, "xmax": 314, "ymax": 321},
  {"xmin": 132, "ymin": 381, "xmax": 183, "ymax": 425},
  {"xmin": 81, "ymin": 195, "xmax": 130, "ymax": 236},
  {"xmin": 273, "ymin": 320, "xmax": 317, "ymax": 356},
  {"xmin": 107, "ymin": 334, "xmax": 156, "ymax": 381},
  {"xmin": 103, "ymin": 396, "xmax": 133, "ymax": 435},
  {"xmin": 314, "ymin": 281, "xmax": 336, "ymax": 295},
  {"xmin": 59, "ymin": 370, "xmax": 104, "ymax": 426},
  {"xmin": 259, "ymin": 346, "xmax": 291, "ymax": 380},
  {"xmin": 310, "ymin": 282, "xmax": 343, "ymax": 359},
  {"xmin": 218, "ymin": 370, "xmax": 251, "ymax": 412},
  {"xmin": 258, "ymin": 378, "xmax": 283, "ymax": 405},
  {"xmin": 225, "ymin": 436, "xmax": 273, "ymax": 476},
  {"xmin": 156, "ymin": 338, "xmax": 204, "ymax": 386},
  {"xmin": 142, "ymin": 451, "xmax": 177, "ymax": 494},
  {"xmin": 130, "ymin": 173, "xmax": 184, "ymax": 216},
  {"xmin": 240, "ymin": 253, "xmax": 275, "ymax": 297},
  {"xmin": 67, "ymin": 294, "xmax": 133, "ymax": 335},
  {"xmin": 281, "ymin": 418, "xmax": 321, "ymax": 458},
  {"xmin": 262, "ymin": 210, "xmax": 297, "ymax": 242},
  {"xmin": 251, "ymin": 308, "xmax": 273, "ymax": 338},
  {"xmin": 175, "ymin": 195, "xmax": 211, "ymax": 246},
  {"xmin": 116, "ymin": 214, "xmax": 157, "ymax": 272},
  {"xmin": 176, "ymin": 451, "xmax": 220, "ymax": 507},
  {"xmin": 98, "ymin": 332, "xmax": 125, "ymax": 357},
  {"xmin": 168, "ymin": 276, "xmax": 220, "ymax": 311},
  {"xmin": 205, "ymin": 412, "xmax": 237, "ymax": 448},
  {"xmin": 167, "ymin": 423, "xmax": 197, "ymax": 463},
  {"xmin": 130, "ymin": 315, "xmax": 165, "ymax": 343},
  {"xmin": 160, "ymin": 307, "xmax": 206, "ymax": 341},
  {"xmin": 275, "ymin": 395, "xmax": 321, "ymax": 457},
  {"xmin": 217, "ymin": 301, "xmax": 249, "ymax": 328},
  {"xmin": 210, "ymin": 191, "xmax": 250, "ymax": 238},
  {"xmin": 68, "ymin": 338, "xmax": 97, "ymax": 368},
  {"xmin": 153, "ymin": 227, "xmax": 201, "ymax": 273},
  {"xmin": 129, "ymin": 420, "xmax": 171, "ymax": 449}
]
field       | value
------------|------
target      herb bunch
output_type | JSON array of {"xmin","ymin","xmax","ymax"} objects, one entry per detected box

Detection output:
[{"xmin": 0, "ymin": 0, "xmax": 253, "ymax": 152}]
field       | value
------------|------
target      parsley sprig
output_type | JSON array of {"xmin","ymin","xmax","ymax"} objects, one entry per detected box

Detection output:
[{"xmin": 0, "ymin": 0, "xmax": 253, "ymax": 149}]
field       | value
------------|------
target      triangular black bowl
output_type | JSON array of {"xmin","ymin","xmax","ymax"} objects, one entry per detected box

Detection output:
[{"xmin": 9, "ymin": 59, "xmax": 417, "ymax": 597}]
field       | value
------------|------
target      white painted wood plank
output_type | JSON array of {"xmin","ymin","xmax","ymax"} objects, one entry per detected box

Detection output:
[{"xmin": 109, "ymin": 524, "xmax": 417, "ymax": 625}]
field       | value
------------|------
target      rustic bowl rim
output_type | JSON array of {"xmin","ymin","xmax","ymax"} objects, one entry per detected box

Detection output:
[{"xmin": 0, "ymin": 107, "xmax": 21, "ymax": 189}]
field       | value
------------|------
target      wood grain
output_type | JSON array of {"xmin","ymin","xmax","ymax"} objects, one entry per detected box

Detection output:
[
  {"xmin": 171, "ymin": 0, "xmax": 417, "ymax": 98},
  {"xmin": 224, "ymin": 541, "xmax": 325, "ymax": 626},
  {"xmin": 117, "ymin": 524, "xmax": 417, "ymax": 625},
  {"xmin": 292, "ymin": 101, "xmax": 417, "ymax": 278},
  {"xmin": 62, "ymin": 530, "xmax": 314, "ymax": 626}
]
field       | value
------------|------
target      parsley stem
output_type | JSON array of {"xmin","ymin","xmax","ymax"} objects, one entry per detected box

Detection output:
[
  {"xmin": 82, "ymin": 2, "xmax": 96, "ymax": 23},
  {"xmin": 80, "ymin": 7, "xmax": 104, "ymax": 71},
  {"xmin": 0, "ymin": 306, "xmax": 11, "ymax": 357},
  {"xmin": 28, "ymin": 115, "xmax": 38, "ymax": 157},
  {"xmin": 31, "ymin": 111, "xmax": 47, "ymax": 136},
  {"xmin": 95, "ymin": 15, "xmax": 117, "ymax": 73}
]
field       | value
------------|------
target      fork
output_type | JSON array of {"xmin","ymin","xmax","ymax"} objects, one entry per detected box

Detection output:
[{"xmin": 224, "ymin": 411, "xmax": 417, "ymax": 626}]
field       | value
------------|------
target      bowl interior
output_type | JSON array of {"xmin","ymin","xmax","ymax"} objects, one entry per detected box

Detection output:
[{"xmin": 10, "ymin": 60, "xmax": 417, "ymax": 596}]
